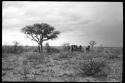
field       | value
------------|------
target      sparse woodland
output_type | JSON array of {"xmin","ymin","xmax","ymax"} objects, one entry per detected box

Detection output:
[{"xmin": 2, "ymin": 23, "xmax": 123, "ymax": 82}]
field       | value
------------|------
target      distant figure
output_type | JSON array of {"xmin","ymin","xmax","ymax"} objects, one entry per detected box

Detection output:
[
  {"xmin": 71, "ymin": 45, "xmax": 74, "ymax": 52},
  {"xmin": 70, "ymin": 45, "xmax": 82, "ymax": 52},
  {"xmin": 86, "ymin": 45, "xmax": 90, "ymax": 53},
  {"xmin": 67, "ymin": 45, "xmax": 71, "ymax": 52},
  {"xmin": 79, "ymin": 45, "xmax": 82, "ymax": 51}
]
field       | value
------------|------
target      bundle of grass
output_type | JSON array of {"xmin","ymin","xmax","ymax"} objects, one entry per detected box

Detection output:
[{"xmin": 79, "ymin": 57, "xmax": 111, "ymax": 78}]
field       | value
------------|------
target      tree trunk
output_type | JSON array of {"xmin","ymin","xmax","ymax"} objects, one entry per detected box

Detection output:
[
  {"xmin": 38, "ymin": 45, "xmax": 40, "ymax": 52},
  {"xmin": 38, "ymin": 44, "xmax": 41, "ymax": 53},
  {"xmin": 38, "ymin": 42, "xmax": 43, "ymax": 53},
  {"xmin": 40, "ymin": 43, "xmax": 43, "ymax": 53}
]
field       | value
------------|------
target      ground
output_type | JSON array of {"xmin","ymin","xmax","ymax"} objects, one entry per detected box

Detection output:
[{"xmin": 2, "ymin": 47, "xmax": 123, "ymax": 82}]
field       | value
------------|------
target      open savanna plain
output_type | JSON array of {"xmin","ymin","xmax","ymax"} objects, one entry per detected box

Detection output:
[{"xmin": 2, "ymin": 46, "xmax": 123, "ymax": 82}]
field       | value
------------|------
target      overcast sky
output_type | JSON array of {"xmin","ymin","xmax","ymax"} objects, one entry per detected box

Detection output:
[{"xmin": 2, "ymin": 1, "xmax": 123, "ymax": 47}]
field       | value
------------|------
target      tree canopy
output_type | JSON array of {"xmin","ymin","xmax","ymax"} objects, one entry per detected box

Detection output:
[{"xmin": 21, "ymin": 23, "xmax": 60, "ymax": 52}]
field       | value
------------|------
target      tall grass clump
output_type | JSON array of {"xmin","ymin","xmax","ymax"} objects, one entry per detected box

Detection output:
[{"xmin": 79, "ymin": 57, "xmax": 111, "ymax": 78}]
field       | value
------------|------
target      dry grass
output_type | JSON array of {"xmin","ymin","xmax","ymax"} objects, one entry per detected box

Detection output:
[
  {"xmin": 79, "ymin": 57, "xmax": 111, "ymax": 77},
  {"xmin": 2, "ymin": 47, "xmax": 122, "ymax": 82}
]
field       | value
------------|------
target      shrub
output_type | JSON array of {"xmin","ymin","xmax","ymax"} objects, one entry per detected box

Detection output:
[{"xmin": 80, "ymin": 57, "xmax": 111, "ymax": 78}]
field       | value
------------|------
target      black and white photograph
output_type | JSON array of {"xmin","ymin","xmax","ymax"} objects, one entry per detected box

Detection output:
[{"xmin": 2, "ymin": 1, "xmax": 123, "ymax": 82}]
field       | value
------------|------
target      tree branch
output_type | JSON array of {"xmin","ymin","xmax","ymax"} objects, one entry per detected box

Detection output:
[
  {"xmin": 31, "ymin": 34, "xmax": 39, "ymax": 42},
  {"xmin": 26, "ymin": 34, "xmax": 38, "ymax": 43},
  {"xmin": 43, "ymin": 38, "xmax": 49, "ymax": 41},
  {"xmin": 26, "ymin": 35, "xmax": 35, "ymax": 41},
  {"xmin": 35, "ymin": 34, "xmax": 40, "ymax": 42}
]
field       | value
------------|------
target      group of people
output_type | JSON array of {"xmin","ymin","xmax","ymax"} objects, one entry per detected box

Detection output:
[{"xmin": 66, "ymin": 45, "xmax": 91, "ymax": 53}]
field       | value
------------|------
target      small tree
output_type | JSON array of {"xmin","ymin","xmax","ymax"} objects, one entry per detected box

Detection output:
[
  {"xmin": 62, "ymin": 42, "xmax": 70, "ymax": 51},
  {"xmin": 13, "ymin": 41, "xmax": 19, "ymax": 53},
  {"xmin": 21, "ymin": 23, "xmax": 60, "ymax": 53},
  {"xmin": 89, "ymin": 40, "xmax": 96, "ymax": 51},
  {"xmin": 45, "ymin": 42, "xmax": 51, "ymax": 53}
]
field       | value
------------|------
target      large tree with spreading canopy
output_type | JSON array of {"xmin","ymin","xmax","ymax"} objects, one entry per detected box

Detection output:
[{"xmin": 21, "ymin": 23, "xmax": 60, "ymax": 52}]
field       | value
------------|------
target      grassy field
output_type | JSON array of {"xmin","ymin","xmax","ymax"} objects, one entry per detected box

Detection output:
[{"xmin": 2, "ymin": 46, "xmax": 123, "ymax": 82}]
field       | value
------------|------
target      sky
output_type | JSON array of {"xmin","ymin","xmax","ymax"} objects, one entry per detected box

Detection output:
[{"xmin": 2, "ymin": 1, "xmax": 123, "ymax": 47}]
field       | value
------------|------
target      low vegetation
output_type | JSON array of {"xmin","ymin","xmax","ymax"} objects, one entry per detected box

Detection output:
[
  {"xmin": 2, "ymin": 46, "xmax": 122, "ymax": 82},
  {"xmin": 79, "ymin": 57, "xmax": 111, "ymax": 78}
]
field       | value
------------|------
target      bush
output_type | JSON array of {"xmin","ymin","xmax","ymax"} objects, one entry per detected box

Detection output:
[{"xmin": 80, "ymin": 57, "xmax": 111, "ymax": 78}]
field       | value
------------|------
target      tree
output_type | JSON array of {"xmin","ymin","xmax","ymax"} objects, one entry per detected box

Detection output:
[
  {"xmin": 62, "ymin": 42, "xmax": 70, "ymax": 52},
  {"xmin": 45, "ymin": 42, "xmax": 51, "ymax": 53},
  {"xmin": 21, "ymin": 23, "xmax": 60, "ymax": 53},
  {"xmin": 13, "ymin": 41, "xmax": 19, "ymax": 53},
  {"xmin": 89, "ymin": 40, "xmax": 96, "ymax": 51}
]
